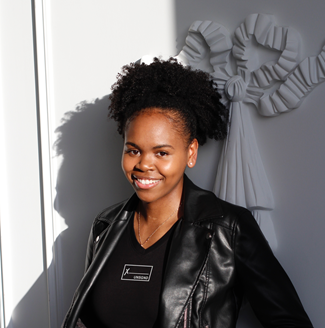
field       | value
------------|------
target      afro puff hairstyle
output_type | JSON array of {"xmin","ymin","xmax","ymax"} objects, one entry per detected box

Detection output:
[{"xmin": 108, "ymin": 58, "xmax": 229, "ymax": 146}]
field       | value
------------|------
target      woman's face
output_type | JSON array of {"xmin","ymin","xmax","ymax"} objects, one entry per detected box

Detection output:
[{"xmin": 122, "ymin": 109, "xmax": 198, "ymax": 205}]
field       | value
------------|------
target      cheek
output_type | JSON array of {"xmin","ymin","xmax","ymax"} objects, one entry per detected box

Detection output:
[
  {"xmin": 121, "ymin": 154, "xmax": 132, "ymax": 175},
  {"xmin": 160, "ymin": 156, "xmax": 187, "ymax": 176}
]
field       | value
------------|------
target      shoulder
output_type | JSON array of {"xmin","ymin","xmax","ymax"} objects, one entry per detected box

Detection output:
[
  {"xmin": 184, "ymin": 175, "xmax": 254, "ymax": 230},
  {"xmin": 90, "ymin": 193, "xmax": 138, "ymax": 236},
  {"xmin": 184, "ymin": 176, "xmax": 265, "ymax": 250},
  {"xmin": 194, "ymin": 190, "xmax": 271, "ymax": 260},
  {"xmin": 94, "ymin": 200, "xmax": 128, "ymax": 224},
  {"xmin": 204, "ymin": 195, "xmax": 259, "ymax": 243},
  {"xmin": 216, "ymin": 198, "xmax": 256, "ymax": 230},
  {"xmin": 94, "ymin": 192, "xmax": 139, "ymax": 223},
  {"xmin": 90, "ymin": 199, "xmax": 129, "ymax": 238}
]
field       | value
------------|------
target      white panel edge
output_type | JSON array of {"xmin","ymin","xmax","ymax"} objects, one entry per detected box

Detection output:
[{"xmin": 33, "ymin": 0, "xmax": 58, "ymax": 327}]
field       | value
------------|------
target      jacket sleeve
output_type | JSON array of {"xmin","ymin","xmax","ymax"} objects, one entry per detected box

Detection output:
[{"xmin": 234, "ymin": 208, "xmax": 313, "ymax": 328}]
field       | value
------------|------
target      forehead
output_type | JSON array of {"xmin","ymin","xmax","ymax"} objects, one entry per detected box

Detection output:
[{"xmin": 124, "ymin": 111, "xmax": 187, "ymax": 147}]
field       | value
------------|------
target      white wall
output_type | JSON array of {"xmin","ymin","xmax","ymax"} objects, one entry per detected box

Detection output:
[
  {"xmin": 0, "ymin": 0, "xmax": 324, "ymax": 327},
  {"xmin": 0, "ymin": 1, "xmax": 50, "ymax": 327}
]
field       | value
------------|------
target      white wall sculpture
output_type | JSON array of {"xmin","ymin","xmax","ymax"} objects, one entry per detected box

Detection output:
[{"xmin": 174, "ymin": 14, "xmax": 325, "ymax": 248}]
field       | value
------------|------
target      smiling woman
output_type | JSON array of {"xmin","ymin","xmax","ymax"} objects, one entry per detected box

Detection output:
[
  {"xmin": 123, "ymin": 110, "xmax": 198, "ymax": 247},
  {"xmin": 62, "ymin": 58, "xmax": 313, "ymax": 328},
  {"xmin": 122, "ymin": 111, "xmax": 194, "ymax": 203}
]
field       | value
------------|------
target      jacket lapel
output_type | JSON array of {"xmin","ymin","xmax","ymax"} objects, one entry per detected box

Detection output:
[
  {"xmin": 158, "ymin": 219, "xmax": 213, "ymax": 327},
  {"xmin": 85, "ymin": 193, "xmax": 138, "ymax": 286},
  {"xmin": 158, "ymin": 176, "xmax": 222, "ymax": 327},
  {"xmin": 68, "ymin": 195, "xmax": 137, "ymax": 325},
  {"xmin": 85, "ymin": 213, "xmax": 130, "ymax": 286}
]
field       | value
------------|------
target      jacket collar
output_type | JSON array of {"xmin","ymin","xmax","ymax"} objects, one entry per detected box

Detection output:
[{"xmin": 183, "ymin": 174, "xmax": 224, "ymax": 223}]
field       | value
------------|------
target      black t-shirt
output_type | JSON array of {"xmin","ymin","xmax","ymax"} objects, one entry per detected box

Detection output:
[{"xmin": 81, "ymin": 215, "xmax": 179, "ymax": 328}]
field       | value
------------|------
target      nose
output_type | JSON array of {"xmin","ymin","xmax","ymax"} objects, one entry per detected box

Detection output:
[{"xmin": 135, "ymin": 153, "xmax": 154, "ymax": 171}]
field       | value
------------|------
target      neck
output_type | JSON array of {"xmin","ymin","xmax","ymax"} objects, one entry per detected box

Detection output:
[{"xmin": 139, "ymin": 194, "xmax": 183, "ymax": 224}]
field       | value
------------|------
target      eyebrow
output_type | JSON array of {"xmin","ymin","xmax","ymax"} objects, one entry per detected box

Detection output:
[
  {"xmin": 125, "ymin": 142, "xmax": 174, "ymax": 150},
  {"xmin": 153, "ymin": 144, "xmax": 174, "ymax": 150}
]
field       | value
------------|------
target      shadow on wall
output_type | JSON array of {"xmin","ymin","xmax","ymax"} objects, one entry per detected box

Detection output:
[{"xmin": 7, "ymin": 95, "xmax": 132, "ymax": 328}]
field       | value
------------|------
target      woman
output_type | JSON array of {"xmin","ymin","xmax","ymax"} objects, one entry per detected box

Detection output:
[{"xmin": 62, "ymin": 58, "xmax": 313, "ymax": 328}]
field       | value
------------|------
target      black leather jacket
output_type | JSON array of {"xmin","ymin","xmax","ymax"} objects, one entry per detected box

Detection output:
[{"xmin": 62, "ymin": 175, "xmax": 313, "ymax": 328}]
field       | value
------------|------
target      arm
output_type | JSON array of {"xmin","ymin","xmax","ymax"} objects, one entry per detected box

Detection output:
[{"xmin": 234, "ymin": 209, "xmax": 313, "ymax": 327}]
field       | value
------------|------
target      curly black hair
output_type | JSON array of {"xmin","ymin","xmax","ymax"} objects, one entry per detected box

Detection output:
[{"xmin": 108, "ymin": 58, "xmax": 229, "ymax": 145}]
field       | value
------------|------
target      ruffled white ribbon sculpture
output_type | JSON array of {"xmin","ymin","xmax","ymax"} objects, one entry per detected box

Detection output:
[{"xmin": 174, "ymin": 14, "xmax": 325, "ymax": 247}]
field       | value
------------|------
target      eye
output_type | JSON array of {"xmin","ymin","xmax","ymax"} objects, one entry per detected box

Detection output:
[
  {"xmin": 157, "ymin": 151, "xmax": 168, "ymax": 157},
  {"xmin": 126, "ymin": 149, "xmax": 140, "ymax": 156}
]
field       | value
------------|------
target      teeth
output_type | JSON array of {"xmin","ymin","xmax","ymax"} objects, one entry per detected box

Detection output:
[{"xmin": 137, "ymin": 178, "xmax": 158, "ymax": 185}]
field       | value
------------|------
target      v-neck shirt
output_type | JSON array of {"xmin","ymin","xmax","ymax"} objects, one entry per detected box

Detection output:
[{"xmin": 80, "ymin": 214, "xmax": 179, "ymax": 328}]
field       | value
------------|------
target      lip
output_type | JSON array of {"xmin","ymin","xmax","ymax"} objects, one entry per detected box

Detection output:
[{"xmin": 132, "ymin": 174, "xmax": 161, "ymax": 190}]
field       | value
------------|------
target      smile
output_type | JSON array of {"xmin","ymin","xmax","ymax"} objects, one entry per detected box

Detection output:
[{"xmin": 132, "ymin": 175, "xmax": 161, "ymax": 189}]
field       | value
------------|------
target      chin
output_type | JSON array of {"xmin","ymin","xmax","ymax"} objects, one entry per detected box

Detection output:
[{"xmin": 134, "ymin": 189, "xmax": 160, "ymax": 204}]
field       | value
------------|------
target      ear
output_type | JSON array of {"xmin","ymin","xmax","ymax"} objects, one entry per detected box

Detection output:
[{"xmin": 187, "ymin": 139, "xmax": 198, "ymax": 168}]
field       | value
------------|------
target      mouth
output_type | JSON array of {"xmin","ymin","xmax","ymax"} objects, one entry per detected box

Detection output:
[{"xmin": 132, "ymin": 174, "xmax": 161, "ymax": 189}]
